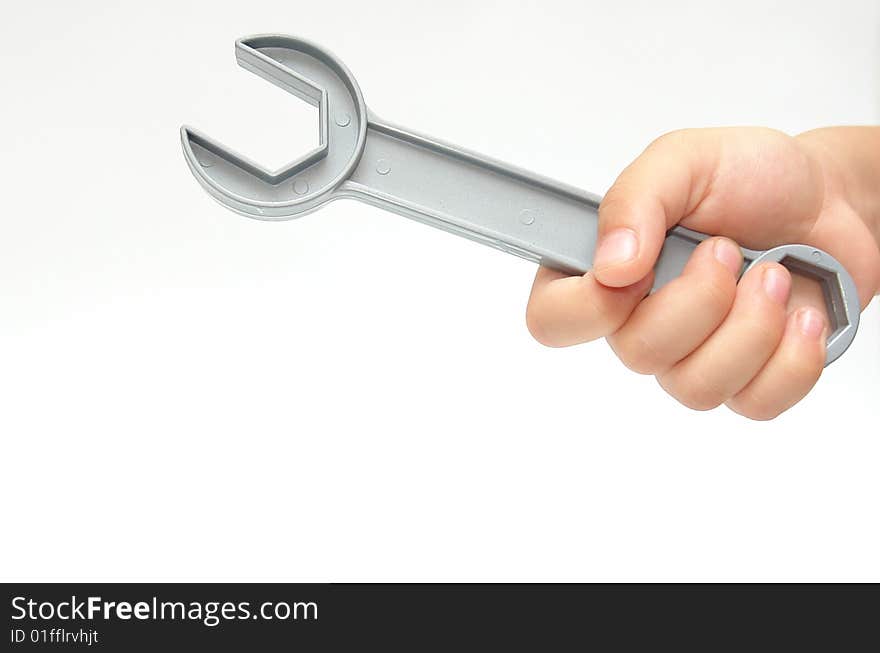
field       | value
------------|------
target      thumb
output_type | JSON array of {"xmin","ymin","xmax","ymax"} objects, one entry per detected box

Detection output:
[{"xmin": 592, "ymin": 129, "xmax": 722, "ymax": 287}]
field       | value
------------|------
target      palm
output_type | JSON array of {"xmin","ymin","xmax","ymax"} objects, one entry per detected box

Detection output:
[{"xmin": 672, "ymin": 128, "xmax": 879, "ymax": 309}]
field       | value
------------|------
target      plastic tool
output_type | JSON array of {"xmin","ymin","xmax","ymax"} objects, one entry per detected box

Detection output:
[{"xmin": 181, "ymin": 34, "xmax": 860, "ymax": 365}]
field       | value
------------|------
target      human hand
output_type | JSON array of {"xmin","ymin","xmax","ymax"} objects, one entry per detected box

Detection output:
[{"xmin": 526, "ymin": 127, "xmax": 880, "ymax": 419}]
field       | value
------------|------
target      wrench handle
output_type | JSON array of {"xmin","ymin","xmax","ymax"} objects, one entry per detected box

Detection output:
[
  {"xmin": 339, "ymin": 117, "xmax": 859, "ymax": 365},
  {"xmin": 341, "ymin": 117, "xmax": 603, "ymax": 274}
]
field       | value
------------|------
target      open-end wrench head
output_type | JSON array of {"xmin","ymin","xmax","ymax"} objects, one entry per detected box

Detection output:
[{"xmin": 181, "ymin": 35, "xmax": 367, "ymax": 220}]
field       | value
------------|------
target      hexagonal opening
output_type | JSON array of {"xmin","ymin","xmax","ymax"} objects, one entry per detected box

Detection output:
[{"xmin": 779, "ymin": 255, "xmax": 845, "ymax": 338}]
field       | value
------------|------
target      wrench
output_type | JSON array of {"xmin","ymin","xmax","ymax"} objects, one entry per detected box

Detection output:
[{"xmin": 181, "ymin": 35, "xmax": 860, "ymax": 365}]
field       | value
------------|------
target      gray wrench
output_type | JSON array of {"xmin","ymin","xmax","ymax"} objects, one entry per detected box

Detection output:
[{"xmin": 181, "ymin": 34, "xmax": 860, "ymax": 365}]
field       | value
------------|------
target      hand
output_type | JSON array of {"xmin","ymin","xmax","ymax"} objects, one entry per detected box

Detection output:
[{"xmin": 526, "ymin": 127, "xmax": 880, "ymax": 419}]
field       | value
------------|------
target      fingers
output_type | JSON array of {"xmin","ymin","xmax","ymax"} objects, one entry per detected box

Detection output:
[
  {"xmin": 526, "ymin": 267, "xmax": 653, "ymax": 347},
  {"xmin": 726, "ymin": 307, "xmax": 827, "ymax": 420},
  {"xmin": 527, "ymin": 237, "xmax": 828, "ymax": 420},
  {"xmin": 657, "ymin": 263, "xmax": 791, "ymax": 410},
  {"xmin": 593, "ymin": 129, "xmax": 722, "ymax": 287},
  {"xmin": 606, "ymin": 237, "xmax": 742, "ymax": 374},
  {"xmin": 526, "ymin": 126, "xmax": 847, "ymax": 418}
]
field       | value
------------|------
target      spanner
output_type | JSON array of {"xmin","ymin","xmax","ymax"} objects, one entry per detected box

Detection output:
[{"xmin": 181, "ymin": 34, "xmax": 860, "ymax": 365}]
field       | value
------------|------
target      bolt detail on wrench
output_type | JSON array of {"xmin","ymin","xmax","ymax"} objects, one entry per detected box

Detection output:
[{"xmin": 181, "ymin": 34, "xmax": 860, "ymax": 366}]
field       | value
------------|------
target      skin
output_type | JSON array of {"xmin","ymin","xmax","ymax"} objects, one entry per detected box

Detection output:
[{"xmin": 526, "ymin": 126, "xmax": 880, "ymax": 420}]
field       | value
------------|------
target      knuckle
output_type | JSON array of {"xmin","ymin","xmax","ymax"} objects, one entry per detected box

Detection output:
[
  {"xmin": 781, "ymin": 345, "xmax": 825, "ymax": 384},
  {"xmin": 726, "ymin": 343, "xmax": 825, "ymax": 421},
  {"xmin": 659, "ymin": 370, "xmax": 726, "ymax": 412},
  {"xmin": 693, "ymin": 270, "xmax": 736, "ymax": 316},
  {"xmin": 525, "ymin": 303, "xmax": 563, "ymax": 348},
  {"xmin": 743, "ymin": 314, "xmax": 785, "ymax": 353},
  {"xmin": 726, "ymin": 392, "xmax": 782, "ymax": 421},
  {"xmin": 676, "ymin": 392, "xmax": 723, "ymax": 412},
  {"xmin": 597, "ymin": 184, "xmax": 638, "ymax": 223},
  {"xmin": 647, "ymin": 128, "xmax": 693, "ymax": 153},
  {"xmin": 718, "ymin": 291, "xmax": 787, "ymax": 357},
  {"xmin": 608, "ymin": 331, "xmax": 665, "ymax": 375},
  {"xmin": 772, "ymin": 325, "xmax": 826, "ymax": 380}
]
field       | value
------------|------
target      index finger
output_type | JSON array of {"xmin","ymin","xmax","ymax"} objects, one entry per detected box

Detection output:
[{"xmin": 526, "ymin": 267, "xmax": 654, "ymax": 347}]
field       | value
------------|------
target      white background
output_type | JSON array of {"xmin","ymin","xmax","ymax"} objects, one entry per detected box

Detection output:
[{"xmin": 1, "ymin": 1, "xmax": 878, "ymax": 581}]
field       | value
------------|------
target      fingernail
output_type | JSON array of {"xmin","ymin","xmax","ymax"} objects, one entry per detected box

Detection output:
[
  {"xmin": 594, "ymin": 228, "xmax": 638, "ymax": 269},
  {"xmin": 713, "ymin": 238, "xmax": 743, "ymax": 276},
  {"xmin": 796, "ymin": 307, "xmax": 826, "ymax": 339},
  {"xmin": 762, "ymin": 266, "xmax": 791, "ymax": 304}
]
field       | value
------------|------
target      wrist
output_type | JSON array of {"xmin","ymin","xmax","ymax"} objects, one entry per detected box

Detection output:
[{"xmin": 796, "ymin": 127, "xmax": 880, "ymax": 248}]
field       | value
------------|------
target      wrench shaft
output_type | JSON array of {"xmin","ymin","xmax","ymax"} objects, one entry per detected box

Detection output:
[
  {"xmin": 342, "ymin": 118, "xmax": 750, "ymax": 294},
  {"xmin": 342, "ymin": 118, "xmax": 603, "ymax": 275}
]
